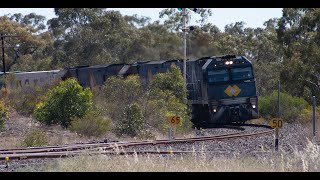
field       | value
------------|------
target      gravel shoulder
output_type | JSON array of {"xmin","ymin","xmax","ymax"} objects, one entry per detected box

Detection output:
[{"xmin": 0, "ymin": 109, "xmax": 317, "ymax": 172}]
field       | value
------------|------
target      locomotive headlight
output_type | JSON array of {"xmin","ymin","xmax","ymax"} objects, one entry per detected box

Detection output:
[
  {"xmin": 252, "ymin": 105, "xmax": 256, "ymax": 109},
  {"xmin": 225, "ymin": 61, "xmax": 230, "ymax": 65},
  {"xmin": 213, "ymin": 109, "xmax": 217, "ymax": 112},
  {"xmin": 229, "ymin": 61, "xmax": 233, "ymax": 65}
]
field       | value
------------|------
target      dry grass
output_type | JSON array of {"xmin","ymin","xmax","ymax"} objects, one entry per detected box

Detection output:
[
  {"xmin": 247, "ymin": 118, "xmax": 266, "ymax": 124},
  {"xmin": 18, "ymin": 140, "xmax": 320, "ymax": 172},
  {"xmin": 21, "ymin": 153, "xmax": 272, "ymax": 172}
]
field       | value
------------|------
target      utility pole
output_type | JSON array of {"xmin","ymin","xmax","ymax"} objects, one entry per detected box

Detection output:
[
  {"xmin": 0, "ymin": 34, "xmax": 22, "ymax": 76},
  {"xmin": 183, "ymin": 8, "xmax": 187, "ymax": 82},
  {"xmin": 1, "ymin": 33, "xmax": 5, "ymax": 75}
]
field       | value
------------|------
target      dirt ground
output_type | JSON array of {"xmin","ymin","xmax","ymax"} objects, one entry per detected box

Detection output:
[
  {"xmin": 0, "ymin": 109, "xmax": 120, "ymax": 149},
  {"xmin": 1, "ymin": 108, "xmax": 319, "ymax": 149}
]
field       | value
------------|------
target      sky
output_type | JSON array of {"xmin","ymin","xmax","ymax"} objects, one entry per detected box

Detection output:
[{"xmin": 0, "ymin": 8, "xmax": 283, "ymax": 30}]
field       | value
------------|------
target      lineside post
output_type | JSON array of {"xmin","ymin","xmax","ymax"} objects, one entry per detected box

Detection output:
[
  {"xmin": 168, "ymin": 126, "xmax": 172, "ymax": 141},
  {"xmin": 276, "ymin": 80, "xmax": 280, "ymax": 151},
  {"xmin": 312, "ymin": 96, "xmax": 316, "ymax": 139},
  {"xmin": 5, "ymin": 156, "xmax": 9, "ymax": 170}
]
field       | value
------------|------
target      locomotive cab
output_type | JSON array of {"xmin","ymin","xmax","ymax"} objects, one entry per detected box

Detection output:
[{"xmin": 201, "ymin": 55, "xmax": 258, "ymax": 124}]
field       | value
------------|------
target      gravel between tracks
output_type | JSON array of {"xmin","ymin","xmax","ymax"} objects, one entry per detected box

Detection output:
[
  {"xmin": 0, "ymin": 123, "xmax": 314, "ymax": 172},
  {"xmin": 122, "ymin": 123, "xmax": 310, "ymax": 159}
]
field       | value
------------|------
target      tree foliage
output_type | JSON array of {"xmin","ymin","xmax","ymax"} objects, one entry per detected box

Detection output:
[
  {"xmin": 116, "ymin": 103, "xmax": 144, "ymax": 137},
  {"xmin": 150, "ymin": 64, "xmax": 187, "ymax": 102},
  {"xmin": 34, "ymin": 78, "xmax": 92, "ymax": 128},
  {"xmin": 259, "ymin": 91, "xmax": 309, "ymax": 123},
  {"xmin": 3, "ymin": 8, "xmax": 320, "ymax": 125},
  {"xmin": 0, "ymin": 14, "xmax": 53, "ymax": 71},
  {"xmin": 102, "ymin": 65, "xmax": 191, "ymax": 137},
  {"xmin": 276, "ymin": 8, "xmax": 320, "ymax": 103},
  {"xmin": 147, "ymin": 65, "xmax": 191, "ymax": 133}
]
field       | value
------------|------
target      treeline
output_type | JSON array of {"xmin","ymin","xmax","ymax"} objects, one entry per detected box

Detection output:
[{"xmin": 1, "ymin": 8, "xmax": 320, "ymax": 103}]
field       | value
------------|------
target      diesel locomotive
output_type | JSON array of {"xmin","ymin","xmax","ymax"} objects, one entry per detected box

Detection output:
[{"xmin": 185, "ymin": 55, "xmax": 258, "ymax": 127}]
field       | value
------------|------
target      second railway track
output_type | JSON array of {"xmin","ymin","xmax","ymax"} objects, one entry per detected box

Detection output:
[{"xmin": 0, "ymin": 127, "xmax": 274, "ymax": 161}]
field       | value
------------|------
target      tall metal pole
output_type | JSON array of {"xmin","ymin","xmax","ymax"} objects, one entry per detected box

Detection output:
[
  {"xmin": 275, "ymin": 80, "xmax": 280, "ymax": 151},
  {"xmin": 1, "ymin": 33, "xmax": 5, "ymax": 75},
  {"xmin": 312, "ymin": 96, "xmax": 316, "ymax": 138},
  {"xmin": 278, "ymin": 80, "xmax": 280, "ymax": 118},
  {"xmin": 183, "ymin": 8, "xmax": 187, "ymax": 82}
]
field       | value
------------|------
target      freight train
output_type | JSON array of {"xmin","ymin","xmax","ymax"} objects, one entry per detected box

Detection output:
[{"xmin": 0, "ymin": 55, "xmax": 258, "ymax": 127}]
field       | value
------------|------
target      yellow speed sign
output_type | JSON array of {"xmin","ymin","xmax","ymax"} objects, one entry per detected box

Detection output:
[
  {"xmin": 168, "ymin": 116, "xmax": 181, "ymax": 125},
  {"xmin": 268, "ymin": 118, "xmax": 283, "ymax": 129}
]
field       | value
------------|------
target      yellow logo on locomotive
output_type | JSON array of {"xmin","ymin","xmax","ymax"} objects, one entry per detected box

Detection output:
[{"xmin": 225, "ymin": 85, "xmax": 241, "ymax": 97}]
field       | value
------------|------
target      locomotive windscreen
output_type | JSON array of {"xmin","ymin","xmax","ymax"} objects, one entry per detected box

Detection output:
[
  {"xmin": 208, "ymin": 69, "xmax": 229, "ymax": 83},
  {"xmin": 231, "ymin": 66, "xmax": 253, "ymax": 80}
]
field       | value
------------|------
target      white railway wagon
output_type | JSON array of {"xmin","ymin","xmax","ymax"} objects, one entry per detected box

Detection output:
[{"xmin": 0, "ymin": 70, "xmax": 66, "ymax": 89}]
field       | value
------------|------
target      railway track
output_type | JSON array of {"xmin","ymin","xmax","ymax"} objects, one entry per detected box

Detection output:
[{"xmin": 0, "ymin": 128, "xmax": 274, "ymax": 161}]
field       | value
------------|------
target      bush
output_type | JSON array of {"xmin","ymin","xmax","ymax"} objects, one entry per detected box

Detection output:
[
  {"xmin": 115, "ymin": 103, "xmax": 144, "ymax": 137},
  {"xmin": 34, "ymin": 78, "xmax": 93, "ymax": 128},
  {"xmin": 146, "ymin": 89, "xmax": 192, "ymax": 134},
  {"xmin": 297, "ymin": 107, "xmax": 320, "ymax": 124},
  {"xmin": 104, "ymin": 75, "xmax": 142, "ymax": 105},
  {"xmin": 147, "ymin": 65, "xmax": 192, "ymax": 134},
  {"xmin": 6, "ymin": 85, "xmax": 44, "ymax": 116},
  {"xmin": 70, "ymin": 111, "xmax": 112, "ymax": 138},
  {"xmin": 150, "ymin": 64, "xmax": 187, "ymax": 102},
  {"xmin": 259, "ymin": 91, "xmax": 309, "ymax": 123},
  {"xmin": 0, "ymin": 101, "xmax": 8, "ymax": 131},
  {"xmin": 102, "ymin": 66, "xmax": 192, "ymax": 137},
  {"xmin": 0, "ymin": 75, "xmax": 60, "ymax": 116},
  {"xmin": 21, "ymin": 129, "xmax": 48, "ymax": 147}
]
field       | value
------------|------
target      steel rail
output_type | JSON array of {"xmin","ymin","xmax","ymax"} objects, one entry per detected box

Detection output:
[
  {"xmin": 0, "ymin": 131, "xmax": 245, "ymax": 155},
  {"xmin": 0, "ymin": 129, "xmax": 273, "ymax": 161}
]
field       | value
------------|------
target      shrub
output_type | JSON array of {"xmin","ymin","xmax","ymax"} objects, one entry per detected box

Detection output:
[
  {"xmin": 102, "ymin": 66, "xmax": 192, "ymax": 137},
  {"xmin": 21, "ymin": 129, "xmax": 48, "ymax": 147},
  {"xmin": 0, "ymin": 76, "xmax": 60, "ymax": 116},
  {"xmin": 146, "ymin": 89, "xmax": 192, "ymax": 134},
  {"xmin": 259, "ymin": 91, "xmax": 309, "ymax": 123},
  {"xmin": 70, "ymin": 111, "xmax": 112, "ymax": 138},
  {"xmin": 103, "ymin": 75, "xmax": 142, "ymax": 109},
  {"xmin": 0, "ymin": 73, "xmax": 16, "ymax": 103},
  {"xmin": 297, "ymin": 107, "xmax": 320, "ymax": 124},
  {"xmin": 7, "ymin": 85, "xmax": 43, "ymax": 116},
  {"xmin": 0, "ymin": 101, "xmax": 8, "ymax": 131},
  {"xmin": 115, "ymin": 103, "xmax": 144, "ymax": 137},
  {"xmin": 146, "ymin": 65, "xmax": 192, "ymax": 134},
  {"xmin": 34, "ymin": 78, "xmax": 93, "ymax": 128},
  {"xmin": 150, "ymin": 64, "xmax": 187, "ymax": 102}
]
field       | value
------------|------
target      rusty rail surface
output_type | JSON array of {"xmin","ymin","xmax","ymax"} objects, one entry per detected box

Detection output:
[
  {"xmin": 0, "ymin": 132, "xmax": 246, "ymax": 155},
  {"xmin": 0, "ymin": 129, "xmax": 273, "ymax": 161}
]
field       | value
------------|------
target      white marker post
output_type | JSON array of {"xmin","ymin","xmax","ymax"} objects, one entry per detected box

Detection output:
[
  {"xmin": 276, "ymin": 80, "xmax": 280, "ymax": 151},
  {"xmin": 312, "ymin": 96, "xmax": 316, "ymax": 140}
]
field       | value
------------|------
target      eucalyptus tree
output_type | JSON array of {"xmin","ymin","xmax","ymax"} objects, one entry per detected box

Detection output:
[
  {"xmin": 276, "ymin": 8, "xmax": 320, "ymax": 102},
  {"xmin": 0, "ymin": 13, "xmax": 53, "ymax": 71}
]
